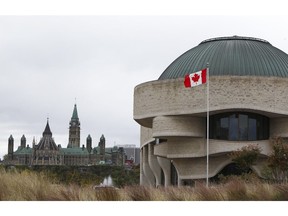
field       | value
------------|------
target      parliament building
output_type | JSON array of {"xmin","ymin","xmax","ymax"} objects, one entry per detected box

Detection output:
[{"xmin": 5, "ymin": 104, "xmax": 125, "ymax": 166}]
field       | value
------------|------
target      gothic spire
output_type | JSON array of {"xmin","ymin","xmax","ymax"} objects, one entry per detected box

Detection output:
[
  {"xmin": 9, "ymin": 135, "xmax": 14, "ymax": 141},
  {"xmin": 87, "ymin": 134, "xmax": 92, "ymax": 140},
  {"xmin": 71, "ymin": 104, "xmax": 79, "ymax": 120},
  {"xmin": 43, "ymin": 118, "xmax": 52, "ymax": 136},
  {"xmin": 21, "ymin": 134, "xmax": 26, "ymax": 141},
  {"xmin": 32, "ymin": 136, "xmax": 36, "ymax": 147}
]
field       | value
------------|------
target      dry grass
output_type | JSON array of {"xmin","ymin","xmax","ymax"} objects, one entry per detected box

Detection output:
[
  {"xmin": 194, "ymin": 183, "xmax": 226, "ymax": 201},
  {"xmin": 123, "ymin": 185, "xmax": 153, "ymax": 201},
  {"xmin": 1, "ymin": 168, "xmax": 288, "ymax": 201},
  {"xmin": 0, "ymin": 168, "xmax": 59, "ymax": 201},
  {"xmin": 160, "ymin": 186, "xmax": 195, "ymax": 201}
]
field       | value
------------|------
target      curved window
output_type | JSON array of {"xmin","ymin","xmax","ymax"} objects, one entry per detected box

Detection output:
[{"xmin": 209, "ymin": 112, "xmax": 269, "ymax": 141}]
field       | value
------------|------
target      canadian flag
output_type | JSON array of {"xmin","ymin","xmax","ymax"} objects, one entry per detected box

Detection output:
[{"xmin": 184, "ymin": 68, "xmax": 207, "ymax": 88}]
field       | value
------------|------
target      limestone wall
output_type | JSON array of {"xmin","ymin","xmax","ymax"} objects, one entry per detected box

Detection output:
[
  {"xmin": 270, "ymin": 117, "xmax": 288, "ymax": 138},
  {"xmin": 134, "ymin": 76, "xmax": 288, "ymax": 124},
  {"xmin": 152, "ymin": 116, "xmax": 205, "ymax": 138}
]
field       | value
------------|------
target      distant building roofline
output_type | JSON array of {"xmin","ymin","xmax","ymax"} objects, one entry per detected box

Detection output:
[{"xmin": 115, "ymin": 144, "xmax": 137, "ymax": 148}]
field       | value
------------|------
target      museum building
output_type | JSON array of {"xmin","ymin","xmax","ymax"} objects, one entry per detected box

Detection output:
[{"xmin": 133, "ymin": 36, "xmax": 288, "ymax": 187}]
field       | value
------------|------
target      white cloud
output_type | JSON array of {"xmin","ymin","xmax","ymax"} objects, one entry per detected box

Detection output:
[{"xmin": 0, "ymin": 15, "xmax": 288, "ymax": 159}]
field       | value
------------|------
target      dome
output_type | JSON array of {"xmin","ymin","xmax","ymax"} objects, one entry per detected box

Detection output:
[{"xmin": 158, "ymin": 36, "xmax": 288, "ymax": 80}]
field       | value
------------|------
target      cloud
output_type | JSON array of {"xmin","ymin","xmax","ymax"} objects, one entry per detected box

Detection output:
[{"xmin": 0, "ymin": 15, "xmax": 288, "ymax": 159}]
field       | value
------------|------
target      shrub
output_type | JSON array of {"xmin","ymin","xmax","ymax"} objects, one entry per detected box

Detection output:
[
  {"xmin": 218, "ymin": 172, "xmax": 261, "ymax": 184},
  {"xmin": 229, "ymin": 144, "xmax": 261, "ymax": 173},
  {"xmin": 266, "ymin": 137, "xmax": 288, "ymax": 183}
]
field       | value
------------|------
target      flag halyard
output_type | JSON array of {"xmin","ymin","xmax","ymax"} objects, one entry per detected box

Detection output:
[{"xmin": 183, "ymin": 65, "xmax": 210, "ymax": 187}]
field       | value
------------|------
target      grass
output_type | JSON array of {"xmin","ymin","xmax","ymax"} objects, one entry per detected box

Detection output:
[{"xmin": 1, "ymin": 168, "xmax": 288, "ymax": 201}]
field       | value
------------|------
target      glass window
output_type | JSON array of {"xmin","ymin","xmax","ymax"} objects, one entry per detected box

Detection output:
[
  {"xmin": 215, "ymin": 117, "xmax": 221, "ymax": 139},
  {"xmin": 229, "ymin": 114, "xmax": 238, "ymax": 141},
  {"xmin": 220, "ymin": 117, "xmax": 229, "ymax": 140},
  {"xmin": 248, "ymin": 118, "xmax": 257, "ymax": 140},
  {"xmin": 239, "ymin": 114, "xmax": 248, "ymax": 141},
  {"xmin": 263, "ymin": 117, "xmax": 269, "ymax": 140},
  {"xmin": 209, "ymin": 112, "xmax": 269, "ymax": 141}
]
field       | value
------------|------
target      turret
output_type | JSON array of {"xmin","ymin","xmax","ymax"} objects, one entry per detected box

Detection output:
[
  {"xmin": 98, "ymin": 134, "xmax": 105, "ymax": 156},
  {"xmin": 32, "ymin": 137, "xmax": 36, "ymax": 148},
  {"xmin": 86, "ymin": 134, "xmax": 92, "ymax": 153},
  {"xmin": 21, "ymin": 134, "xmax": 26, "ymax": 148},
  {"xmin": 8, "ymin": 135, "xmax": 14, "ymax": 160}
]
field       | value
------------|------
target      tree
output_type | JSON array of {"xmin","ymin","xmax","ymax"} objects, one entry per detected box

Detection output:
[
  {"xmin": 229, "ymin": 144, "xmax": 261, "ymax": 173},
  {"xmin": 2, "ymin": 154, "xmax": 8, "ymax": 161},
  {"xmin": 266, "ymin": 137, "xmax": 288, "ymax": 182}
]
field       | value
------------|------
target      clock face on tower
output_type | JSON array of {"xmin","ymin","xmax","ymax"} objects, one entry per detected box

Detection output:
[{"xmin": 72, "ymin": 122, "xmax": 76, "ymax": 126}]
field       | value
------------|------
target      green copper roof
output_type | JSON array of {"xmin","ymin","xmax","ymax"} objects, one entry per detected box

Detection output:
[
  {"xmin": 60, "ymin": 147, "xmax": 89, "ymax": 155},
  {"xmin": 71, "ymin": 104, "xmax": 79, "ymax": 120},
  {"xmin": 158, "ymin": 36, "xmax": 288, "ymax": 80},
  {"xmin": 14, "ymin": 146, "xmax": 32, "ymax": 155}
]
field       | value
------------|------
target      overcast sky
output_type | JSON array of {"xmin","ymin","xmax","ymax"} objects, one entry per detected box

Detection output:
[{"xmin": 1, "ymin": 15, "xmax": 288, "ymax": 159}]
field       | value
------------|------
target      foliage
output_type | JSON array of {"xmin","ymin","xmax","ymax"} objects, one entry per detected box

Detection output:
[
  {"xmin": 112, "ymin": 165, "xmax": 140, "ymax": 187},
  {"xmin": 217, "ymin": 172, "xmax": 261, "ymax": 184},
  {"xmin": 229, "ymin": 144, "xmax": 261, "ymax": 173},
  {"xmin": 2, "ymin": 154, "xmax": 8, "ymax": 161},
  {"xmin": 265, "ymin": 137, "xmax": 288, "ymax": 182}
]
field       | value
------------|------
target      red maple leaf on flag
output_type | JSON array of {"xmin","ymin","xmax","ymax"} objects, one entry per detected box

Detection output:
[{"xmin": 192, "ymin": 73, "xmax": 200, "ymax": 83}]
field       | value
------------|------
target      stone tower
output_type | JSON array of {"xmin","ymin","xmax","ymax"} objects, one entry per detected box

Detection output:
[
  {"xmin": 68, "ymin": 104, "xmax": 80, "ymax": 148},
  {"xmin": 21, "ymin": 134, "xmax": 26, "ymax": 148},
  {"xmin": 98, "ymin": 134, "xmax": 105, "ymax": 161},
  {"xmin": 8, "ymin": 135, "xmax": 14, "ymax": 160},
  {"xmin": 86, "ymin": 134, "xmax": 92, "ymax": 153}
]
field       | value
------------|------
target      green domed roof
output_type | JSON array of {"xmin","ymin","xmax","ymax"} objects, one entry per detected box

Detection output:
[{"xmin": 158, "ymin": 36, "xmax": 288, "ymax": 80}]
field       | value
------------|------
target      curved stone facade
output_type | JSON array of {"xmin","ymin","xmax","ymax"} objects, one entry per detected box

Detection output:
[
  {"xmin": 134, "ymin": 76, "xmax": 288, "ymax": 187},
  {"xmin": 134, "ymin": 36, "xmax": 288, "ymax": 187},
  {"xmin": 152, "ymin": 116, "xmax": 205, "ymax": 138},
  {"xmin": 134, "ymin": 76, "xmax": 288, "ymax": 123}
]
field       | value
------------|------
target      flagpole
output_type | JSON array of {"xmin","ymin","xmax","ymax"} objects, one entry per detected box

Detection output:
[{"xmin": 206, "ymin": 63, "xmax": 209, "ymax": 187}]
